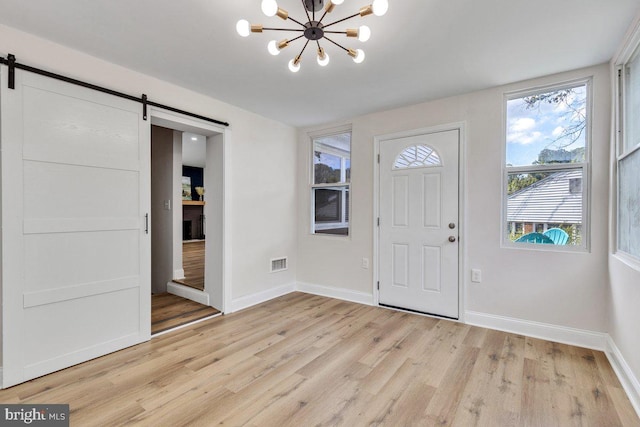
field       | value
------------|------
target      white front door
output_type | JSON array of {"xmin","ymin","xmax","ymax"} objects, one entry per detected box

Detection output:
[
  {"xmin": 379, "ymin": 129, "xmax": 459, "ymax": 318},
  {"xmin": 1, "ymin": 68, "xmax": 150, "ymax": 387}
]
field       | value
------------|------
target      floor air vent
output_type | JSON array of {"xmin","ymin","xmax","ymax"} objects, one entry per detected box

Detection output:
[{"xmin": 271, "ymin": 257, "xmax": 288, "ymax": 273}]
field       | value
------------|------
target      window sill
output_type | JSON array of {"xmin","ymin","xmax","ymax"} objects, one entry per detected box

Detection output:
[
  {"xmin": 612, "ymin": 251, "xmax": 640, "ymax": 273},
  {"xmin": 501, "ymin": 240, "xmax": 589, "ymax": 253}
]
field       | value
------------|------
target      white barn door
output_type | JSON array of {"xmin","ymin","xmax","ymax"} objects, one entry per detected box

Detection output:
[
  {"xmin": 379, "ymin": 130, "xmax": 459, "ymax": 318},
  {"xmin": 1, "ymin": 68, "xmax": 150, "ymax": 387}
]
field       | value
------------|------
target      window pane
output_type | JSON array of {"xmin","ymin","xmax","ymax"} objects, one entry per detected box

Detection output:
[
  {"xmin": 506, "ymin": 85, "xmax": 587, "ymax": 167},
  {"xmin": 625, "ymin": 47, "xmax": 640, "ymax": 152},
  {"xmin": 507, "ymin": 170, "xmax": 583, "ymax": 245},
  {"xmin": 314, "ymin": 152, "xmax": 342, "ymax": 184},
  {"xmin": 314, "ymin": 187, "xmax": 349, "ymax": 236},
  {"xmin": 618, "ymin": 150, "xmax": 640, "ymax": 257},
  {"xmin": 312, "ymin": 131, "xmax": 351, "ymax": 236},
  {"xmin": 313, "ymin": 132, "xmax": 351, "ymax": 184}
]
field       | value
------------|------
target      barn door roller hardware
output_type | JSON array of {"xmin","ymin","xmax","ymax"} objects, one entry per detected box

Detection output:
[
  {"xmin": 0, "ymin": 53, "xmax": 229, "ymax": 127},
  {"xmin": 7, "ymin": 53, "xmax": 15, "ymax": 89}
]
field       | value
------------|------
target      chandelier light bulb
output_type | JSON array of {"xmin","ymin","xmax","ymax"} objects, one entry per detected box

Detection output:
[
  {"xmin": 261, "ymin": 0, "xmax": 278, "ymax": 17},
  {"xmin": 236, "ymin": 19, "xmax": 251, "ymax": 37},
  {"xmin": 317, "ymin": 49, "xmax": 330, "ymax": 66},
  {"xmin": 268, "ymin": 40, "xmax": 280, "ymax": 55},
  {"xmin": 358, "ymin": 25, "xmax": 371, "ymax": 42},
  {"xmin": 353, "ymin": 49, "xmax": 365, "ymax": 63},
  {"xmin": 372, "ymin": 0, "xmax": 389, "ymax": 16},
  {"xmin": 332, "ymin": 0, "xmax": 345, "ymax": 4},
  {"xmin": 288, "ymin": 58, "xmax": 301, "ymax": 73}
]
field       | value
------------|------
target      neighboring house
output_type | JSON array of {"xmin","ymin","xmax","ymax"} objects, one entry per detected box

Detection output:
[{"xmin": 507, "ymin": 170, "xmax": 583, "ymax": 243}]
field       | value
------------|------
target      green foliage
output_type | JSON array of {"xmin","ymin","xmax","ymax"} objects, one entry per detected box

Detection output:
[{"xmin": 314, "ymin": 163, "xmax": 340, "ymax": 184}]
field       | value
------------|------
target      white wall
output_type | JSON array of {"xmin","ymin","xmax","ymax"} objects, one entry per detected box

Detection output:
[
  {"xmin": 0, "ymin": 24, "xmax": 298, "ymax": 306},
  {"xmin": 608, "ymin": 257, "xmax": 640, "ymax": 382},
  {"xmin": 298, "ymin": 63, "xmax": 611, "ymax": 333},
  {"xmin": 150, "ymin": 125, "xmax": 175, "ymax": 294},
  {"xmin": 231, "ymin": 120, "xmax": 298, "ymax": 298},
  {"xmin": 172, "ymin": 131, "xmax": 184, "ymax": 280}
]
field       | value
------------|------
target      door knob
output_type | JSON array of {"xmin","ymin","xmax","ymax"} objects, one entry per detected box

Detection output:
[
  {"xmin": 449, "ymin": 223, "xmax": 456, "ymax": 229},
  {"xmin": 448, "ymin": 236, "xmax": 456, "ymax": 243}
]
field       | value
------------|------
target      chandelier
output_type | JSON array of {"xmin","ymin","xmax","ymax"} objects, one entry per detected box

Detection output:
[{"xmin": 236, "ymin": 0, "xmax": 389, "ymax": 72}]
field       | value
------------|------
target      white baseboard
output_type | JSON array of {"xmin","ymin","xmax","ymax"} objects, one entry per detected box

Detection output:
[
  {"xmin": 296, "ymin": 282, "xmax": 374, "ymax": 306},
  {"xmin": 167, "ymin": 282, "xmax": 209, "ymax": 306},
  {"xmin": 229, "ymin": 282, "xmax": 296, "ymax": 313},
  {"xmin": 465, "ymin": 310, "xmax": 607, "ymax": 351},
  {"xmin": 605, "ymin": 335, "xmax": 640, "ymax": 418}
]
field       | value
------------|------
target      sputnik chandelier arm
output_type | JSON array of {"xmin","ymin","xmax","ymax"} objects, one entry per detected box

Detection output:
[{"xmin": 236, "ymin": 0, "xmax": 388, "ymax": 72}]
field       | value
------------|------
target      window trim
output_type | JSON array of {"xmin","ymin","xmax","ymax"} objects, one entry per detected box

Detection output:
[
  {"xmin": 309, "ymin": 126, "xmax": 352, "ymax": 237},
  {"xmin": 615, "ymin": 50, "xmax": 640, "ymax": 262},
  {"xmin": 501, "ymin": 78, "xmax": 592, "ymax": 252}
]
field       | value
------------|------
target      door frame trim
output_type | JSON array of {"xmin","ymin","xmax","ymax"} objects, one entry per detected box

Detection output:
[
  {"xmin": 373, "ymin": 122, "xmax": 467, "ymax": 322},
  {"xmin": 150, "ymin": 108, "xmax": 231, "ymax": 313}
]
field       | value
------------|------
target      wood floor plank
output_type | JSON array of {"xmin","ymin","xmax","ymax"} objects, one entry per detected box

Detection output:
[
  {"xmin": 422, "ymin": 345, "xmax": 481, "ymax": 425},
  {"xmin": 174, "ymin": 241, "xmax": 205, "ymax": 290},
  {"xmin": 522, "ymin": 356, "xmax": 565, "ymax": 427},
  {"xmin": 569, "ymin": 346, "xmax": 625, "ymax": 427},
  {"xmin": 452, "ymin": 330, "xmax": 524, "ymax": 426},
  {"xmin": 362, "ymin": 357, "xmax": 437, "ymax": 426},
  {"xmin": 0, "ymin": 293, "xmax": 636, "ymax": 427},
  {"xmin": 609, "ymin": 386, "xmax": 640, "ymax": 427}
]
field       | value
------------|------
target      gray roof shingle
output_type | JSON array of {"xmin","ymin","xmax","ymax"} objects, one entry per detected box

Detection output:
[{"xmin": 507, "ymin": 170, "xmax": 582, "ymax": 224}]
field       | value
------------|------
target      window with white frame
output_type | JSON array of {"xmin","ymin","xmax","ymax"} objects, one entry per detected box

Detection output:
[
  {"xmin": 618, "ymin": 45, "xmax": 640, "ymax": 259},
  {"xmin": 311, "ymin": 131, "xmax": 351, "ymax": 236},
  {"xmin": 504, "ymin": 81, "xmax": 590, "ymax": 248}
]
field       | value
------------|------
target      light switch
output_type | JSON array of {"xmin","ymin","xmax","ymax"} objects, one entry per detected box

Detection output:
[{"xmin": 471, "ymin": 269, "xmax": 482, "ymax": 283}]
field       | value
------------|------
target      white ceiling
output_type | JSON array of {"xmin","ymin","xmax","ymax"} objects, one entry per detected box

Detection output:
[
  {"xmin": 0, "ymin": 0, "xmax": 638, "ymax": 128},
  {"xmin": 182, "ymin": 132, "xmax": 207, "ymax": 168}
]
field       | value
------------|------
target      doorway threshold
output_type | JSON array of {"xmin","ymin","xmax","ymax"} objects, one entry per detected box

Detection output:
[
  {"xmin": 152, "ymin": 312, "xmax": 222, "ymax": 337},
  {"xmin": 152, "ymin": 293, "xmax": 220, "ymax": 335},
  {"xmin": 378, "ymin": 303, "xmax": 459, "ymax": 321}
]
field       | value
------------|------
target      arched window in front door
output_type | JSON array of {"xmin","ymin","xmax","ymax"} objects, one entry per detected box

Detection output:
[{"xmin": 393, "ymin": 145, "xmax": 442, "ymax": 169}]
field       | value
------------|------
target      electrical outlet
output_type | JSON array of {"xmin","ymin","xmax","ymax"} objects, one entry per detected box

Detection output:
[
  {"xmin": 471, "ymin": 269, "xmax": 482, "ymax": 283},
  {"xmin": 362, "ymin": 257, "xmax": 370, "ymax": 269},
  {"xmin": 164, "ymin": 200, "xmax": 171, "ymax": 210}
]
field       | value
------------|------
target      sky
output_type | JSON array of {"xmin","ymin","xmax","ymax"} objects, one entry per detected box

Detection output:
[{"xmin": 506, "ymin": 85, "xmax": 587, "ymax": 167}]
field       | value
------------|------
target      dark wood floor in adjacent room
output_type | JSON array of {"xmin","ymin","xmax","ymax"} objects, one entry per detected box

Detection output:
[
  {"xmin": 1, "ymin": 293, "xmax": 637, "ymax": 426},
  {"xmin": 151, "ymin": 293, "xmax": 219, "ymax": 334}
]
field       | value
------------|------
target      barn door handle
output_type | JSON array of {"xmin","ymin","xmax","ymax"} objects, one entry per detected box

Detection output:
[{"xmin": 145, "ymin": 213, "xmax": 149, "ymax": 234}]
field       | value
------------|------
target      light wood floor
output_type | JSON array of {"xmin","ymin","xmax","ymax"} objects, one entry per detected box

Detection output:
[
  {"xmin": 1, "ymin": 293, "xmax": 638, "ymax": 426},
  {"xmin": 151, "ymin": 293, "xmax": 220, "ymax": 334},
  {"xmin": 173, "ymin": 241, "xmax": 204, "ymax": 291}
]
